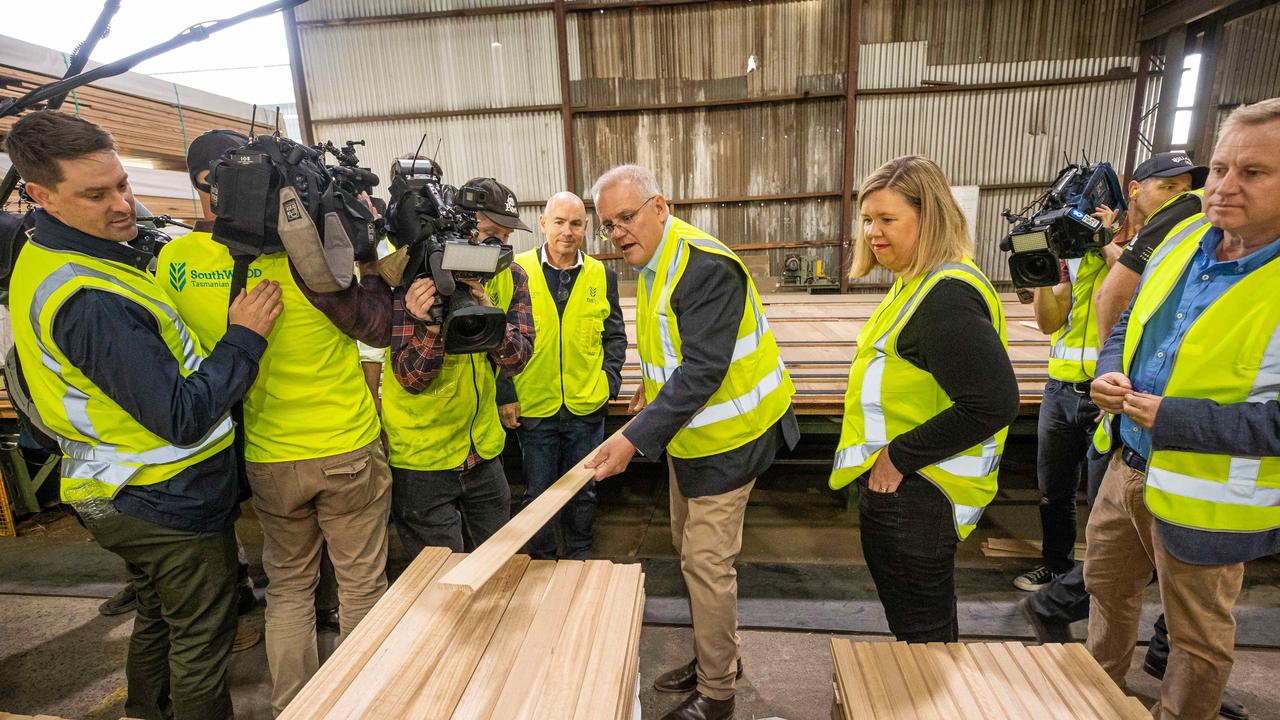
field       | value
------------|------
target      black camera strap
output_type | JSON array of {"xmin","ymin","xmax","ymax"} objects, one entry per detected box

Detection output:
[{"xmin": 227, "ymin": 251, "xmax": 256, "ymax": 502}]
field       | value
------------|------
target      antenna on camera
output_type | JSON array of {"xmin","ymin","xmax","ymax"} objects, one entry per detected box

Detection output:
[
  {"xmin": 274, "ymin": 105, "xmax": 281, "ymax": 137},
  {"xmin": 413, "ymin": 133, "xmax": 428, "ymax": 161},
  {"xmin": 431, "ymin": 138, "xmax": 443, "ymax": 164},
  {"xmin": 247, "ymin": 103, "xmax": 258, "ymax": 139}
]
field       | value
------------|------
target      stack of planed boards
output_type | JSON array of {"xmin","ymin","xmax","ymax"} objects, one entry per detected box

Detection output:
[
  {"xmin": 831, "ymin": 639, "xmax": 1150, "ymax": 719},
  {"xmin": 280, "ymin": 547, "xmax": 644, "ymax": 720}
]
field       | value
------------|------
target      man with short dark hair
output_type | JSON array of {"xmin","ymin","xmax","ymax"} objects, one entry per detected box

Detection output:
[
  {"xmin": 5, "ymin": 110, "xmax": 281, "ymax": 720},
  {"xmin": 385, "ymin": 176, "xmax": 535, "ymax": 558}
]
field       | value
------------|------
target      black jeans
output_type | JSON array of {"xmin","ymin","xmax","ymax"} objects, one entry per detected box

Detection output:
[
  {"xmin": 84, "ymin": 508, "xmax": 239, "ymax": 720},
  {"xmin": 390, "ymin": 457, "xmax": 511, "ymax": 559},
  {"xmin": 1037, "ymin": 379, "xmax": 1102, "ymax": 573},
  {"xmin": 859, "ymin": 473, "xmax": 960, "ymax": 643},
  {"xmin": 514, "ymin": 407, "xmax": 603, "ymax": 560}
]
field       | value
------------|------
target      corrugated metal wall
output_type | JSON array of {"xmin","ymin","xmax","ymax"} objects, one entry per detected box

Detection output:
[
  {"xmin": 1209, "ymin": 4, "xmax": 1280, "ymax": 133},
  {"xmin": 292, "ymin": 0, "xmax": 1147, "ymax": 289}
]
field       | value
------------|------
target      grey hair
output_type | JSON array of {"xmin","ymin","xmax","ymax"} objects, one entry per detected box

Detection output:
[
  {"xmin": 1220, "ymin": 97, "xmax": 1280, "ymax": 139},
  {"xmin": 589, "ymin": 164, "xmax": 662, "ymax": 206}
]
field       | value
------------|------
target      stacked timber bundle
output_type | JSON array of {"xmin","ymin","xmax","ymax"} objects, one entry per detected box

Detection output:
[
  {"xmin": 830, "ymin": 639, "xmax": 1149, "ymax": 719},
  {"xmin": 281, "ymin": 550, "xmax": 644, "ymax": 719},
  {"xmin": 613, "ymin": 293, "xmax": 1051, "ymax": 417}
]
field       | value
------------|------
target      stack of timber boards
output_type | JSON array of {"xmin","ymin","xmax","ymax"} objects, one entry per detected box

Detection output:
[
  {"xmin": 612, "ymin": 293, "xmax": 1049, "ymax": 417},
  {"xmin": 830, "ymin": 639, "xmax": 1149, "ymax": 719},
  {"xmin": 281, "ymin": 548, "xmax": 645, "ymax": 720}
]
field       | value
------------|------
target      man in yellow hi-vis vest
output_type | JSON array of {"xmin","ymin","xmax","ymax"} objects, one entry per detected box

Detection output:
[
  {"xmin": 1087, "ymin": 98, "xmax": 1280, "ymax": 720},
  {"xmin": 503, "ymin": 192, "xmax": 626, "ymax": 559},
  {"xmin": 155, "ymin": 129, "xmax": 395, "ymax": 714},
  {"xmin": 5, "ymin": 111, "xmax": 281, "ymax": 720},
  {"xmin": 587, "ymin": 165, "xmax": 797, "ymax": 720}
]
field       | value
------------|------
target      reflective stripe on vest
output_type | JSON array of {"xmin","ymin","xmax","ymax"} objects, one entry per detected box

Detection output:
[
  {"xmin": 831, "ymin": 260, "xmax": 1008, "ymax": 539},
  {"xmin": 1047, "ymin": 253, "xmax": 1107, "ymax": 381},
  {"xmin": 14, "ymin": 245, "xmax": 233, "ymax": 495},
  {"xmin": 636, "ymin": 217, "xmax": 794, "ymax": 458}
]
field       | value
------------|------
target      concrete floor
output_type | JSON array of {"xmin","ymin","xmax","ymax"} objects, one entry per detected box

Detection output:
[{"xmin": 3, "ymin": 437, "xmax": 1280, "ymax": 718}]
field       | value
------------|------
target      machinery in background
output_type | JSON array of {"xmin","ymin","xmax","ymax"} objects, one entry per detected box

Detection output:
[{"xmin": 780, "ymin": 253, "xmax": 839, "ymax": 293}]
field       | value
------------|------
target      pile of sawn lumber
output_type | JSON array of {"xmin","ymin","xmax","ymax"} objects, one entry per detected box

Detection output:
[
  {"xmin": 281, "ymin": 548, "xmax": 644, "ymax": 720},
  {"xmin": 831, "ymin": 639, "xmax": 1149, "ymax": 719}
]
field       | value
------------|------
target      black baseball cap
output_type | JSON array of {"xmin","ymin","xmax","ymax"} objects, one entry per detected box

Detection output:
[
  {"xmin": 186, "ymin": 129, "xmax": 248, "ymax": 192},
  {"xmin": 464, "ymin": 177, "xmax": 531, "ymax": 232},
  {"xmin": 1133, "ymin": 151, "xmax": 1208, "ymax": 189}
]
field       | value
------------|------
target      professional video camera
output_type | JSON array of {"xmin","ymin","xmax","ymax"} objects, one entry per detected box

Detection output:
[
  {"xmin": 999, "ymin": 161, "xmax": 1126, "ymax": 288},
  {"xmin": 317, "ymin": 139, "xmax": 385, "ymax": 215},
  {"xmin": 209, "ymin": 133, "xmax": 378, "ymax": 293},
  {"xmin": 383, "ymin": 157, "xmax": 513, "ymax": 354}
]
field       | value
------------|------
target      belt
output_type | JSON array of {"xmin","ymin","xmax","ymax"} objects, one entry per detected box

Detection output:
[
  {"xmin": 1049, "ymin": 378, "xmax": 1094, "ymax": 395},
  {"xmin": 1121, "ymin": 446, "xmax": 1148, "ymax": 473}
]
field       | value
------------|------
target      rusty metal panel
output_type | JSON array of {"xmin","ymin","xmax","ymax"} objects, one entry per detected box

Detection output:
[
  {"xmin": 312, "ymin": 111, "xmax": 565, "ymax": 206},
  {"xmin": 298, "ymin": 13, "xmax": 559, "ymax": 120},
  {"xmin": 567, "ymin": 0, "xmax": 848, "ymax": 106},
  {"xmin": 297, "ymin": 0, "xmax": 547, "ymax": 23},
  {"xmin": 1213, "ymin": 4, "xmax": 1280, "ymax": 110},
  {"xmin": 574, "ymin": 98, "xmax": 844, "ymax": 199},
  {"xmin": 858, "ymin": 41, "xmax": 1137, "ymax": 89},
  {"xmin": 853, "ymin": 80, "xmax": 1135, "ymax": 188}
]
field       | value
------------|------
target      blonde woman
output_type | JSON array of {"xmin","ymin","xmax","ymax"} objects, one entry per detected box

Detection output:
[{"xmin": 830, "ymin": 155, "xmax": 1019, "ymax": 641}]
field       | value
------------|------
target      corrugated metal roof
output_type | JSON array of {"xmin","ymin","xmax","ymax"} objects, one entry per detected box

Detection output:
[
  {"xmin": 299, "ymin": 13, "xmax": 560, "ymax": 120},
  {"xmin": 297, "ymin": 0, "xmax": 547, "ymax": 23},
  {"xmin": 854, "ymin": 79, "xmax": 1135, "ymax": 187},
  {"xmin": 567, "ymin": 0, "xmax": 847, "ymax": 106},
  {"xmin": 574, "ymin": 98, "xmax": 844, "ymax": 199},
  {"xmin": 312, "ymin": 111, "xmax": 565, "ymax": 205},
  {"xmin": 1212, "ymin": 4, "xmax": 1280, "ymax": 109}
]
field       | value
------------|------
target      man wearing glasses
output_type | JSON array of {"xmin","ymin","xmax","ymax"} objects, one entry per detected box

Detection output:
[
  {"xmin": 585, "ymin": 165, "xmax": 798, "ymax": 720},
  {"xmin": 502, "ymin": 191, "xmax": 626, "ymax": 559}
]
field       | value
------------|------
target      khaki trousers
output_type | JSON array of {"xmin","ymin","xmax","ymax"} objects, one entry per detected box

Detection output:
[
  {"xmin": 1084, "ymin": 453, "xmax": 1244, "ymax": 720},
  {"xmin": 668, "ymin": 457, "xmax": 755, "ymax": 701},
  {"xmin": 247, "ymin": 439, "xmax": 393, "ymax": 715}
]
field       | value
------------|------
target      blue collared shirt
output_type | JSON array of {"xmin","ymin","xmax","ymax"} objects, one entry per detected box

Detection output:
[
  {"xmin": 638, "ymin": 216, "xmax": 673, "ymax": 296},
  {"xmin": 1120, "ymin": 227, "xmax": 1280, "ymax": 459}
]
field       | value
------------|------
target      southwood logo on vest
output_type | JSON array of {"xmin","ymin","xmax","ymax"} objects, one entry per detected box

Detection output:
[{"xmin": 168, "ymin": 262, "xmax": 264, "ymax": 292}]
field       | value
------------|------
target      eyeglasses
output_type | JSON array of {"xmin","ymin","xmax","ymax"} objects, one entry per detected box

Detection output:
[
  {"xmin": 556, "ymin": 269, "xmax": 572, "ymax": 303},
  {"xmin": 598, "ymin": 195, "xmax": 657, "ymax": 241}
]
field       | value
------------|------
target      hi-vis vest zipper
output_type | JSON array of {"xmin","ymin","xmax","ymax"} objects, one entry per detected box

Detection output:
[
  {"xmin": 635, "ymin": 216, "xmax": 794, "ymax": 458},
  {"xmin": 1096, "ymin": 214, "xmax": 1280, "ymax": 533},
  {"xmin": 10, "ymin": 241, "xmax": 234, "ymax": 502},
  {"xmin": 830, "ymin": 259, "xmax": 1009, "ymax": 540}
]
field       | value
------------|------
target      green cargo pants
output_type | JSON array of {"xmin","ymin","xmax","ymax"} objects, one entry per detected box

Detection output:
[{"xmin": 84, "ymin": 507, "xmax": 239, "ymax": 720}]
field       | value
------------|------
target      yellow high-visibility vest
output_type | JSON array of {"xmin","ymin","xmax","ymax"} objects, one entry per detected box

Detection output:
[
  {"xmin": 830, "ymin": 260, "xmax": 1009, "ymax": 540},
  {"xmin": 1100, "ymin": 216, "xmax": 1280, "ymax": 532},
  {"xmin": 381, "ymin": 269, "xmax": 514, "ymax": 470},
  {"xmin": 156, "ymin": 232, "xmax": 380, "ymax": 462},
  {"xmin": 635, "ymin": 216, "xmax": 794, "ymax": 458},
  {"xmin": 10, "ymin": 241, "xmax": 234, "ymax": 502},
  {"xmin": 1048, "ymin": 250, "xmax": 1109, "ymax": 382},
  {"xmin": 513, "ymin": 248, "xmax": 611, "ymax": 417}
]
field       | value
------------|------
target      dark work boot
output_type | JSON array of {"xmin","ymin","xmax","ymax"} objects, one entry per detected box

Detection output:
[
  {"xmin": 653, "ymin": 657, "xmax": 745, "ymax": 693},
  {"xmin": 660, "ymin": 691, "xmax": 734, "ymax": 720},
  {"xmin": 98, "ymin": 584, "xmax": 137, "ymax": 616}
]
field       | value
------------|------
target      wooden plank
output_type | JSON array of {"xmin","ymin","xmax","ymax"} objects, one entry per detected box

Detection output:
[
  {"xmin": 980, "ymin": 643, "xmax": 1042, "ymax": 718},
  {"xmin": 322, "ymin": 555, "xmax": 472, "ymax": 719},
  {"xmin": 905, "ymin": 644, "xmax": 961, "ymax": 718},
  {"xmin": 830, "ymin": 639, "xmax": 872, "ymax": 720},
  {"xmin": 573, "ymin": 564, "xmax": 644, "ymax": 720},
  {"xmin": 400, "ymin": 555, "xmax": 532, "ymax": 717},
  {"xmin": 437, "ymin": 423, "xmax": 631, "ymax": 593},
  {"xmin": 1002, "ymin": 642, "xmax": 1076, "ymax": 720},
  {"xmin": 920, "ymin": 643, "xmax": 984, "ymax": 719},
  {"xmin": 279, "ymin": 547, "xmax": 452, "ymax": 720},
  {"xmin": 850, "ymin": 642, "xmax": 898, "ymax": 718},
  {"xmin": 449, "ymin": 561, "xmax": 557, "ymax": 720},
  {"xmin": 867, "ymin": 642, "xmax": 920, "ymax": 720},
  {"xmin": 615, "ymin": 587, "xmax": 645, "ymax": 720},
  {"xmin": 488, "ymin": 560, "xmax": 585, "ymax": 720},
  {"xmin": 965, "ymin": 644, "xmax": 1030, "ymax": 718},
  {"xmin": 888, "ymin": 643, "xmax": 942, "ymax": 720},
  {"xmin": 1062, "ymin": 643, "xmax": 1153, "ymax": 720},
  {"xmin": 1043, "ymin": 644, "xmax": 1123, "ymax": 719},
  {"xmin": 946, "ymin": 643, "xmax": 1007, "ymax": 719},
  {"xmin": 1026, "ymin": 645, "xmax": 1106, "ymax": 720},
  {"xmin": 528, "ymin": 560, "xmax": 614, "ymax": 718}
]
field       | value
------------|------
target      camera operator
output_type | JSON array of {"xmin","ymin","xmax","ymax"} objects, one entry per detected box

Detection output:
[
  {"xmin": 4, "ymin": 111, "xmax": 281, "ymax": 720},
  {"xmin": 384, "ymin": 177, "xmax": 534, "ymax": 558},
  {"xmin": 1015, "ymin": 152, "xmax": 1206, "ymax": 593},
  {"xmin": 153, "ymin": 129, "xmax": 395, "ymax": 714}
]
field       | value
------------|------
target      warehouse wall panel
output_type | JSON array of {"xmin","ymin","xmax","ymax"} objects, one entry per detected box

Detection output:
[{"xmin": 296, "ymin": 0, "xmax": 548, "ymax": 23}]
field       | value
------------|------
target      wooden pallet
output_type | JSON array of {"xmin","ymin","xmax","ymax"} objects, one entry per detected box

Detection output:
[
  {"xmin": 831, "ymin": 639, "xmax": 1149, "ymax": 719},
  {"xmin": 611, "ymin": 293, "xmax": 1050, "ymax": 417},
  {"xmin": 980, "ymin": 537, "xmax": 1088, "ymax": 559}
]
